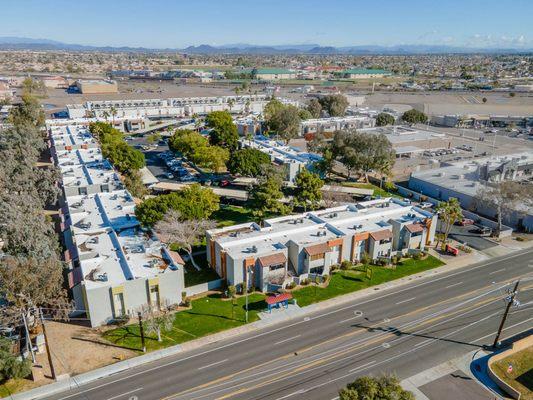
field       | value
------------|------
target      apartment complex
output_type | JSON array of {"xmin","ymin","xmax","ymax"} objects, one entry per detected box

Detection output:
[
  {"xmin": 48, "ymin": 123, "xmax": 185, "ymax": 327},
  {"xmin": 66, "ymin": 95, "xmax": 271, "ymax": 120},
  {"xmin": 239, "ymin": 136, "xmax": 323, "ymax": 183},
  {"xmin": 206, "ymin": 198, "xmax": 437, "ymax": 292},
  {"xmin": 409, "ymin": 153, "xmax": 533, "ymax": 231},
  {"xmin": 336, "ymin": 69, "xmax": 392, "ymax": 79},
  {"xmin": 300, "ymin": 116, "xmax": 376, "ymax": 137}
]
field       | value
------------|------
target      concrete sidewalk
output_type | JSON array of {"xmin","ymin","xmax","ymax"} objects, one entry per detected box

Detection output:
[{"xmin": 401, "ymin": 350, "xmax": 505, "ymax": 400}]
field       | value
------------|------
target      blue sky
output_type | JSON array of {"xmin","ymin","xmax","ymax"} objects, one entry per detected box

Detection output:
[{"xmin": 2, "ymin": 0, "xmax": 532, "ymax": 48}]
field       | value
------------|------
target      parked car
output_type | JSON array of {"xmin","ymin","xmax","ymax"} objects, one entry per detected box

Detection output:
[
  {"xmin": 165, "ymin": 173, "xmax": 174, "ymax": 179},
  {"xmin": 219, "ymin": 179, "xmax": 230, "ymax": 187},
  {"xmin": 456, "ymin": 218, "xmax": 475, "ymax": 226},
  {"xmin": 419, "ymin": 202, "xmax": 433, "ymax": 209},
  {"xmin": 472, "ymin": 225, "xmax": 492, "ymax": 235},
  {"xmin": 181, "ymin": 175, "xmax": 195, "ymax": 182}
]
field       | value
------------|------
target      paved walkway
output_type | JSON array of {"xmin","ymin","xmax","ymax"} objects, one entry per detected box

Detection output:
[
  {"xmin": 402, "ymin": 350, "xmax": 504, "ymax": 400},
  {"xmin": 258, "ymin": 303, "xmax": 305, "ymax": 322}
]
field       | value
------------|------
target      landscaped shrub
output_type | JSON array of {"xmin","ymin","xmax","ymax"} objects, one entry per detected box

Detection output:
[
  {"xmin": 286, "ymin": 281, "xmax": 296, "ymax": 289},
  {"xmin": 226, "ymin": 285, "xmax": 236, "ymax": 298},
  {"xmin": 412, "ymin": 252, "xmax": 422, "ymax": 260},
  {"xmin": 340, "ymin": 260, "xmax": 352, "ymax": 270},
  {"xmin": 361, "ymin": 252, "xmax": 371, "ymax": 265},
  {"xmin": 300, "ymin": 278, "xmax": 310, "ymax": 286},
  {"xmin": 391, "ymin": 255, "xmax": 400, "ymax": 265},
  {"xmin": 515, "ymin": 236, "xmax": 525, "ymax": 242}
]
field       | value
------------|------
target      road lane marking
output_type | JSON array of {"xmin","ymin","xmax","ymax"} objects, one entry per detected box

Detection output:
[
  {"xmin": 396, "ymin": 297, "xmax": 416, "ymax": 305},
  {"xmin": 489, "ymin": 268, "xmax": 506, "ymax": 275},
  {"xmin": 445, "ymin": 281, "xmax": 463, "ymax": 289},
  {"xmin": 349, "ymin": 360, "xmax": 376, "ymax": 373},
  {"xmin": 105, "ymin": 388, "xmax": 143, "ymax": 400},
  {"xmin": 276, "ymin": 335, "xmax": 301, "ymax": 345},
  {"xmin": 339, "ymin": 316, "xmax": 361, "ymax": 324},
  {"xmin": 198, "ymin": 359, "xmax": 228, "ymax": 370},
  {"xmin": 168, "ymin": 285, "xmax": 519, "ymax": 399},
  {"xmin": 56, "ymin": 250, "xmax": 533, "ymax": 400}
]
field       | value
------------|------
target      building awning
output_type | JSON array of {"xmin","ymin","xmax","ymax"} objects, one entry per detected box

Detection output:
[
  {"xmin": 304, "ymin": 242, "xmax": 330, "ymax": 256},
  {"xmin": 265, "ymin": 293, "xmax": 293, "ymax": 305},
  {"xmin": 405, "ymin": 223, "xmax": 425, "ymax": 234},
  {"xmin": 67, "ymin": 267, "xmax": 83, "ymax": 289},
  {"xmin": 258, "ymin": 253, "xmax": 287, "ymax": 268},
  {"xmin": 167, "ymin": 250, "xmax": 185, "ymax": 266},
  {"xmin": 369, "ymin": 229, "xmax": 393, "ymax": 241}
]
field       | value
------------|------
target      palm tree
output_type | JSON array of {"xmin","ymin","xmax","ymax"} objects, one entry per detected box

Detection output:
[
  {"xmin": 102, "ymin": 110, "xmax": 110, "ymax": 122},
  {"xmin": 435, "ymin": 198, "xmax": 463, "ymax": 246},
  {"xmin": 110, "ymin": 106, "xmax": 117, "ymax": 125}
]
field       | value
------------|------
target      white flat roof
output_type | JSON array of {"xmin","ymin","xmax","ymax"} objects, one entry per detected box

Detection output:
[
  {"xmin": 210, "ymin": 198, "xmax": 433, "ymax": 259},
  {"xmin": 56, "ymin": 148, "xmax": 103, "ymax": 167},
  {"xmin": 411, "ymin": 152, "xmax": 533, "ymax": 198},
  {"xmin": 49, "ymin": 125, "xmax": 97, "ymax": 148},
  {"xmin": 241, "ymin": 137, "xmax": 322, "ymax": 165},
  {"xmin": 60, "ymin": 160, "xmax": 121, "ymax": 191}
]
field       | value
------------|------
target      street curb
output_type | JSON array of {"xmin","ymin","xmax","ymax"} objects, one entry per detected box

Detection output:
[{"xmin": 4, "ymin": 248, "xmax": 531, "ymax": 400}]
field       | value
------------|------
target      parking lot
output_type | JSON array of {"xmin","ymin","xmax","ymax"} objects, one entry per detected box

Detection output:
[{"xmin": 448, "ymin": 224, "xmax": 498, "ymax": 251}]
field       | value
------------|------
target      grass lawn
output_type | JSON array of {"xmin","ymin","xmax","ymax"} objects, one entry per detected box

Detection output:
[
  {"xmin": 184, "ymin": 253, "xmax": 220, "ymax": 287},
  {"xmin": 212, "ymin": 204, "xmax": 256, "ymax": 227},
  {"xmin": 292, "ymin": 255, "xmax": 444, "ymax": 307},
  {"xmin": 0, "ymin": 379, "xmax": 38, "ymax": 398},
  {"xmin": 341, "ymin": 182, "xmax": 402, "ymax": 199},
  {"xmin": 103, "ymin": 293, "xmax": 266, "ymax": 352},
  {"xmin": 492, "ymin": 347, "xmax": 533, "ymax": 400}
]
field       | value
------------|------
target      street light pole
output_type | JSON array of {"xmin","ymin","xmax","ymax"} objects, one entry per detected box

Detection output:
[
  {"xmin": 245, "ymin": 266, "xmax": 250, "ymax": 324},
  {"xmin": 493, "ymin": 280, "xmax": 520, "ymax": 348}
]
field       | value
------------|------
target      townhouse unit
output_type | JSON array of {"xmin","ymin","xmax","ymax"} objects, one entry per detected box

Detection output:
[
  {"xmin": 239, "ymin": 136, "xmax": 323, "ymax": 183},
  {"xmin": 49, "ymin": 124, "xmax": 185, "ymax": 327},
  {"xmin": 206, "ymin": 198, "xmax": 437, "ymax": 292},
  {"xmin": 49, "ymin": 124, "xmax": 99, "ymax": 151}
]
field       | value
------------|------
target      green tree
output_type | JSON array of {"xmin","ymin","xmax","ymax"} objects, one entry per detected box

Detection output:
[
  {"xmin": 174, "ymin": 184, "xmax": 220, "ymax": 220},
  {"xmin": 168, "ymin": 129, "xmax": 208, "ymax": 156},
  {"xmin": 266, "ymin": 104, "xmax": 301, "ymax": 141},
  {"xmin": 263, "ymin": 99, "xmax": 285, "ymax": 123},
  {"xmin": 135, "ymin": 185, "xmax": 219, "ymax": 226},
  {"xmin": 435, "ymin": 198, "xmax": 463, "ymax": 244},
  {"xmin": 205, "ymin": 111, "xmax": 239, "ymax": 150},
  {"xmin": 319, "ymin": 94, "xmax": 349, "ymax": 117},
  {"xmin": 146, "ymin": 132, "xmax": 161, "ymax": 145},
  {"xmin": 21, "ymin": 77, "xmax": 46, "ymax": 98},
  {"xmin": 294, "ymin": 169, "xmax": 324, "ymax": 211},
  {"xmin": 0, "ymin": 337, "xmax": 31, "ymax": 381},
  {"xmin": 228, "ymin": 148, "xmax": 271, "ymax": 177},
  {"xmin": 376, "ymin": 112, "xmax": 395, "ymax": 126},
  {"xmin": 401, "ymin": 109, "xmax": 428, "ymax": 124},
  {"xmin": 104, "ymin": 142, "xmax": 145, "ymax": 173},
  {"xmin": 123, "ymin": 170, "xmax": 148, "ymax": 199},
  {"xmin": 332, "ymin": 130, "xmax": 395, "ymax": 181},
  {"xmin": 307, "ymin": 98, "xmax": 322, "ymax": 118},
  {"xmin": 250, "ymin": 169, "xmax": 291, "ymax": 219},
  {"xmin": 192, "ymin": 145, "xmax": 229, "ymax": 172},
  {"xmin": 339, "ymin": 375, "xmax": 414, "ymax": 400},
  {"xmin": 298, "ymin": 109, "xmax": 313, "ymax": 121}
]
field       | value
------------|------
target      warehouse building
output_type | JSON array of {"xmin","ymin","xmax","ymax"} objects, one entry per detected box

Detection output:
[{"xmin": 75, "ymin": 79, "xmax": 118, "ymax": 94}]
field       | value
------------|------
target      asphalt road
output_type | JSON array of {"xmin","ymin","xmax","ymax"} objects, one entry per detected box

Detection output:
[{"xmin": 45, "ymin": 249, "xmax": 533, "ymax": 400}]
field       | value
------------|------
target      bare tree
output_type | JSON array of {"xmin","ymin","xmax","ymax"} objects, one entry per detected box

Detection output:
[
  {"xmin": 142, "ymin": 301, "xmax": 174, "ymax": 342},
  {"xmin": 475, "ymin": 181, "xmax": 533, "ymax": 235},
  {"xmin": 154, "ymin": 210, "xmax": 216, "ymax": 271}
]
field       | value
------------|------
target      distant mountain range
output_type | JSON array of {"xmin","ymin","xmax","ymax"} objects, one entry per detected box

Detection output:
[{"xmin": 0, "ymin": 36, "xmax": 531, "ymax": 54}]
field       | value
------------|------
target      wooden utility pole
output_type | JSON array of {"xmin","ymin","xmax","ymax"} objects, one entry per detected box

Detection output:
[
  {"xmin": 39, "ymin": 308, "xmax": 56, "ymax": 380},
  {"xmin": 138, "ymin": 311, "xmax": 146, "ymax": 353},
  {"xmin": 493, "ymin": 280, "xmax": 520, "ymax": 348}
]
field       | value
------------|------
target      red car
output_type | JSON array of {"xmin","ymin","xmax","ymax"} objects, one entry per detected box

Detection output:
[{"xmin": 457, "ymin": 218, "xmax": 474, "ymax": 226}]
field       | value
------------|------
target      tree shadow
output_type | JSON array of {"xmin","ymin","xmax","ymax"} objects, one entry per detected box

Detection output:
[{"xmin": 72, "ymin": 335, "xmax": 140, "ymax": 352}]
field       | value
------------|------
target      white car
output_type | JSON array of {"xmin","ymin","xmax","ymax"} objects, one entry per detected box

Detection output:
[
  {"xmin": 419, "ymin": 202, "xmax": 433, "ymax": 209},
  {"xmin": 165, "ymin": 173, "xmax": 174, "ymax": 179}
]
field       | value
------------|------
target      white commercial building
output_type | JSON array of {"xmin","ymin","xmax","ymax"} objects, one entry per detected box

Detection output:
[
  {"xmin": 48, "ymin": 124, "xmax": 185, "ymax": 327},
  {"xmin": 408, "ymin": 153, "xmax": 533, "ymax": 231},
  {"xmin": 207, "ymin": 198, "xmax": 437, "ymax": 292}
]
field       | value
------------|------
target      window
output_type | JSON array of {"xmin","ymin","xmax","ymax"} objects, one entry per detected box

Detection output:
[
  {"xmin": 113, "ymin": 293, "xmax": 125, "ymax": 318},
  {"xmin": 310, "ymin": 253, "xmax": 325, "ymax": 261},
  {"xmin": 330, "ymin": 245, "xmax": 340, "ymax": 252},
  {"xmin": 269, "ymin": 264, "xmax": 285, "ymax": 271},
  {"xmin": 379, "ymin": 239, "xmax": 391, "ymax": 245}
]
